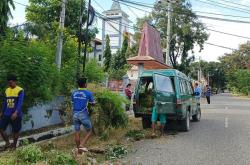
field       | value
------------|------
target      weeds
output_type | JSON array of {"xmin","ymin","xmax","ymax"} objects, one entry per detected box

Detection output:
[
  {"xmin": 125, "ymin": 130, "xmax": 145, "ymax": 141},
  {"xmin": 16, "ymin": 144, "xmax": 44, "ymax": 163},
  {"xmin": 105, "ymin": 145, "xmax": 128, "ymax": 160}
]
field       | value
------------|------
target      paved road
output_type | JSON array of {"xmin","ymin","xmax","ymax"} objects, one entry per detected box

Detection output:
[{"xmin": 123, "ymin": 93, "xmax": 250, "ymax": 165}]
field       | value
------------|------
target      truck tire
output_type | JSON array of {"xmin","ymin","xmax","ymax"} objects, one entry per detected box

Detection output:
[
  {"xmin": 192, "ymin": 108, "xmax": 201, "ymax": 122},
  {"xmin": 142, "ymin": 116, "xmax": 152, "ymax": 129},
  {"xmin": 180, "ymin": 111, "xmax": 190, "ymax": 132}
]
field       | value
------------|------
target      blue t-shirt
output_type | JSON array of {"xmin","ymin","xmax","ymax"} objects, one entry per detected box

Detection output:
[
  {"xmin": 71, "ymin": 88, "xmax": 94, "ymax": 117},
  {"xmin": 205, "ymin": 88, "xmax": 211, "ymax": 97}
]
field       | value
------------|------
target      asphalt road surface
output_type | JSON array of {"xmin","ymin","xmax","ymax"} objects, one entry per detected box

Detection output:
[{"xmin": 123, "ymin": 93, "xmax": 250, "ymax": 165}]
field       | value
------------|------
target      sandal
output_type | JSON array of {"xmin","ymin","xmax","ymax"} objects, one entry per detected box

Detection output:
[{"xmin": 78, "ymin": 147, "xmax": 88, "ymax": 152}]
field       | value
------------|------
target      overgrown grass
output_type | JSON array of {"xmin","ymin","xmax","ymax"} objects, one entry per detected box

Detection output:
[{"xmin": 0, "ymin": 118, "xmax": 143, "ymax": 164}]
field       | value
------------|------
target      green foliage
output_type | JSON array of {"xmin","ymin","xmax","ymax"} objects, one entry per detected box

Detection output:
[
  {"xmin": 228, "ymin": 70, "xmax": 250, "ymax": 95},
  {"xmin": 84, "ymin": 84, "xmax": 128, "ymax": 135},
  {"xmin": 95, "ymin": 89, "xmax": 128, "ymax": 128},
  {"xmin": 16, "ymin": 144, "xmax": 44, "ymax": 163},
  {"xmin": 105, "ymin": 145, "xmax": 128, "ymax": 160},
  {"xmin": 103, "ymin": 35, "xmax": 112, "ymax": 71},
  {"xmin": 125, "ymin": 130, "xmax": 145, "ymax": 141},
  {"xmin": 26, "ymin": 0, "xmax": 84, "ymax": 38},
  {"xmin": 100, "ymin": 131, "xmax": 109, "ymax": 141},
  {"xmin": 190, "ymin": 61, "xmax": 226, "ymax": 89},
  {"xmin": 85, "ymin": 59, "xmax": 105, "ymax": 83},
  {"xmin": 108, "ymin": 66, "xmax": 129, "ymax": 80},
  {"xmin": 0, "ymin": 0, "xmax": 15, "ymax": 35},
  {"xmin": 219, "ymin": 42, "xmax": 250, "ymax": 95},
  {"xmin": 134, "ymin": 0, "xmax": 208, "ymax": 70},
  {"xmin": 14, "ymin": 144, "xmax": 76, "ymax": 165},
  {"xmin": 0, "ymin": 31, "xmax": 60, "ymax": 111},
  {"xmin": 111, "ymin": 36, "xmax": 129, "ymax": 70},
  {"xmin": 46, "ymin": 150, "xmax": 77, "ymax": 165}
]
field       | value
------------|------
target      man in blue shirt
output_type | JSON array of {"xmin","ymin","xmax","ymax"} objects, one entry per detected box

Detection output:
[
  {"xmin": 71, "ymin": 78, "xmax": 94, "ymax": 153},
  {"xmin": 205, "ymin": 85, "xmax": 211, "ymax": 104},
  {"xmin": 194, "ymin": 83, "xmax": 202, "ymax": 105},
  {"xmin": 0, "ymin": 75, "xmax": 24, "ymax": 150}
]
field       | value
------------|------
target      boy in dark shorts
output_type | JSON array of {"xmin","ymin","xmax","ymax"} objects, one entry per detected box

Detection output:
[
  {"xmin": 0, "ymin": 75, "xmax": 24, "ymax": 150},
  {"xmin": 71, "ymin": 78, "xmax": 95, "ymax": 153}
]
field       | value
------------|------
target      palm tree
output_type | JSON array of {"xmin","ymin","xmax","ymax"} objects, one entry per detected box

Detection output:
[{"xmin": 0, "ymin": 0, "xmax": 15, "ymax": 34}]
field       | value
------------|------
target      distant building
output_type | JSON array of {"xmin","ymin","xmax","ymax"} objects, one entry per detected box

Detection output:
[
  {"xmin": 102, "ymin": 1, "xmax": 132, "ymax": 54},
  {"xmin": 87, "ymin": 38, "xmax": 103, "ymax": 64}
]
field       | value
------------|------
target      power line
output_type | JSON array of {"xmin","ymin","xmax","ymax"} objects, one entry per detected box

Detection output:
[
  {"xmin": 198, "ymin": 15, "xmax": 250, "ymax": 24},
  {"xmin": 219, "ymin": 0, "xmax": 250, "ymax": 8},
  {"xmin": 207, "ymin": 28, "xmax": 250, "ymax": 40},
  {"xmin": 125, "ymin": 5, "xmax": 139, "ymax": 18},
  {"xmin": 195, "ymin": 0, "xmax": 250, "ymax": 15},
  {"xmin": 92, "ymin": 0, "xmax": 105, "ymax": 11},
  {"xmin": 193, "ymin": 11, "xmax": 250, "ymax": 19},
  {"xmin": 205, "ymin": 42, "xmax": 236, "ymax": 51},
  {"xmin": 116, "ymin": 0, "xmax": 151, "ymax": 13},
  {"xmin": 117, "ymin": 0, "xmax": 250, "ymax": 24},
  {"xmin": 206, "ymin": 0, "xmax": 250, "ymax": 12}
]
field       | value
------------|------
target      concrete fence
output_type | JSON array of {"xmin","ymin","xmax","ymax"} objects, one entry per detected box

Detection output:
[{"xmin": 0, "ymin": 96, "xmax": 65, "ymax": 141}]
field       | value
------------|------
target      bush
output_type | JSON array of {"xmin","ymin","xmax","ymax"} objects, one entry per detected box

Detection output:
[
  {"xmin": 125, "ymin": 130, "xmax": 145, "ymax": 141},
  {"xmin": 105, "ymin": 145, "xmax": 128, "ymax": 160},
  {"xmin": 85, "ymin": 59, "xmax": 105, "ymax": 83},
  {"xmin": 46, "ymin": 150, "xmax": 77, "ymax": 165},
  {"xmin": 0, "ymin": 31, "xmax": 60, "ymax": 112},
  {"xmin": 63, "ymin": 84, "xmax": 129, "ymax": 135},
  {"xmin": 228, "ymin": 69, "xmax": 250, "ymax": 95},
  {"xmin": 16, "ymin": 144, "xmax": 44, "ymax": 163}
]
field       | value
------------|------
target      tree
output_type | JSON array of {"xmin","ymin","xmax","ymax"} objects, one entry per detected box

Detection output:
[
  {"xmin": 0, "ymin": 30, "xmax": 60, "ymax": 111},
  {"xmin": 0, "ymin": 0, "xmax": 15, "ymax": 35},
  {"xmin": 85, "ymin": 59, "xmax": 105, "ymax": 83},
  {"xmin": 134, "ymin": 0, "xmax": 208, "ymax": 71},
  {"xmin": 103, "ymin": 35, "xmax": 112, "ymax": 71},
  {"xmin": 111, "ymin": 36, "xmax": 129, "ymax": 70},
  {"xmin": 190, "ymin": 61, "xmax": 226, "ymax": 90},
  {"xmin": 26, "ymin": 0, "xmax": 97, "ymax": 40},
  {"xmin": 219, "ymin": 42, "xmax": 250, "ymax": 95}
]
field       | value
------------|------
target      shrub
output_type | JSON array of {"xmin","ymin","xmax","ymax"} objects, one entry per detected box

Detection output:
[
  {"xmin": 91, "ymin": 89, "xmax": 128, "ymax": 135},
  {"xmin": 62, "ymin": 84, "xmax": 128, "ymax": 135},
  {"xmin": 228, "ymin": 69, "xmax": 250, "ymax": 95},
  {"xmin": 125, "ymin": 130, "xmax": 145, "ymax": 141},
  {"xmin": 85, "ymin": 59, "xmax": 105, "ymax": 83},
  {"xmin": 0, "ymin": 31, "xmax": 60, "ymax": 112},
  {"xmin": 46, "ymin": 150, "xmax": 77, "ymax": 165},
  {"xmin": 105, "ymin": 145, "xmax": 128, "ymax": 160},
  {"xmin": 16, "ymin": 144, "xmax": 44, "ymax": 163}
]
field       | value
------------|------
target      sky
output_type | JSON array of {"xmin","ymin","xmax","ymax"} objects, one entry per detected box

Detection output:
[{"xmin": 9, "ymin": 0, "xmax": 250, "ymax": 62}]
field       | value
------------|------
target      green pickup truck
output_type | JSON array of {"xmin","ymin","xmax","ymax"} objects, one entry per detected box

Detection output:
[{"xmin": 133, "ymin": 69, "xmax": 201, "ymax": 131}]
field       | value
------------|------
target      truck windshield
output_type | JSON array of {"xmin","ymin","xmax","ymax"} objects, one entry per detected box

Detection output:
[{"xmin": 155, "ymin": 74, "xmax": 174, "ymax": 93}]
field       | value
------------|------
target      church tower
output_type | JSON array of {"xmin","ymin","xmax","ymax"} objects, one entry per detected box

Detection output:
[{"xmin": 102, "ymin": 1, "xmax": 131, "ymax": 55}]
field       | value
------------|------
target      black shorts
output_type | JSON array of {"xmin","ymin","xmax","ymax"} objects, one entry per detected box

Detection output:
[{"xmin": 0, "ymin": 115, "xmax": 22, "ymax": 133}]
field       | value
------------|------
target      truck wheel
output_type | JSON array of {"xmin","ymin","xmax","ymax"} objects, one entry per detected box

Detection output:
[
  {"xmin": 192, "ymin": 108, "xmax": 201, "ymax": 122},
  {"xmin": 180, "ymin": 111, "xmax": 190, "ymax": 132},
  {"xmin": 142, "ymin": 116, "xmax": 152, "ymax": 129}
]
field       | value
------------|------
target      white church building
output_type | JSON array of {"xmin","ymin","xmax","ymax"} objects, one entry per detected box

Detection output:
[{"xmin": 102, "ymin": 1, "xmax": 132, "ymax": 54}]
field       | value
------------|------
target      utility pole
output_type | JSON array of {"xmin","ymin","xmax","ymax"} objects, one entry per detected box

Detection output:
[
  {"xmin": 83, "ymin": 0, "xmax": 91, "ymax": 74},
  {"xmin": 166, "ymin": 0, "xmax": 173, "ymax": 66},
  {"xmin": 208, "ymin": 73, "xmax": 210, "ymax": 86},
  {"xmin": 55, "ymin": 0, "xmax": 67, "ymax": 71},
  {"xmin": 77, "ymin": 0, "xmax": 84, "ymax": 79}
]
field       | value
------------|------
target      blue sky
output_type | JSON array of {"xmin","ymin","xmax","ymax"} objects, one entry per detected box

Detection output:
[{"xmin": 10, "ymin": 0, "xmax": 250, "ymax": 62}]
